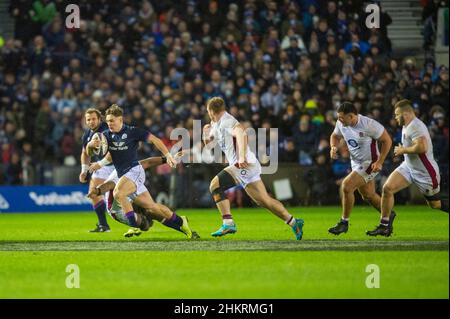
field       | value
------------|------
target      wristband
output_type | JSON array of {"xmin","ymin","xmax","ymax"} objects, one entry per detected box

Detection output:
[
  {"xmin": 98, "ymin": 157, "xmax": 111, "ymax": 168},
  {"xmin": 81, "ymin": 164, "xmax": 89, "ymax": 173}
]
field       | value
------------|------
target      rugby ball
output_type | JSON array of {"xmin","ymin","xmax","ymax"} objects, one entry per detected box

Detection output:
[{"xmin": 92, "ymin": 132, "xmax": 108, "ymax": 156}]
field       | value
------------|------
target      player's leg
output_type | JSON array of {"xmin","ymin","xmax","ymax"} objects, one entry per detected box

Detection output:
[
  {"xmin": 359, "ymin": 180, "xmax": 397, "ymax": 234},
  {"xmin": 113, "ymin": 176, "xmax": 138, "ymax": 230},
  {"xmin": 425, "ymin": 198, "xmax": 449, "ymax": 212},
  {"xmin": 244, "ymin": 180, "xmax": 304, "ymax": 240},
  {"xmin": 367, "ymin": 170, "xmax": 411, "ymax": 237},
  {"xmin": 133, "ymin": 192, "xmax": 195, "ymax": 238},
  {"xmin": 341, "ymin": 171, "xmax": 366, "ymax": 218},
  {"xmin": 381, "ymin": 171, "xmax": 410, "ymax": 218},
  {"xmin": 209, "ymin": 169, "xmax": 239, "ymax": 237},
  {"xmin": 87, "ymin": 177, "xmax": 111, "ymax": 232},
  {"xmin": 421, "ymin": 184, "xmax": 448, "ymax": 213},
  {"xmin": 358, "ymin": 180, "xmax": 381, "ymax": 211},
  {"xmin": 328, "ymin": 171, "xmax": 366, "ymax": 235}
]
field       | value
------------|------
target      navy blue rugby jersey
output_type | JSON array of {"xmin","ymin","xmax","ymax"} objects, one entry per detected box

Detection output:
[{"xmin": 103, "ymin": 124, "xmax": 151, "ymax": 177}]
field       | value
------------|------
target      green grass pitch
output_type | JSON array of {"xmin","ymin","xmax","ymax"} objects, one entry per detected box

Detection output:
[{"xmin": 0, "ymin": 206, "xmax": 448, "ymax": 298}]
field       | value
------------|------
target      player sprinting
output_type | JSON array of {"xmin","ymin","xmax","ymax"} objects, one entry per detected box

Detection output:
[
  {"xmin": 87, "ymin": 155, "xmax": 199, "ymax": 238},
  {"xmin": 89, "ymin": 104, "xmax": 192, "ymax": 238},
  {"xmin": 203, "ymin": 97, "xmax": 304, "ymax": 240},
  {"xmin": 80, "ymin": 108, "xmax": 114, "ymax": 233},
  {"xmin": 367, "ymin": 99, "xmax": 449, "ymax": 236},
  {"xmin": 328, "ymin": 102, "xmax": 395, "ymax": 235}
]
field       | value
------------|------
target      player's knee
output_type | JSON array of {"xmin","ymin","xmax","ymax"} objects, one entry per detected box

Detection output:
[
  {"xmin": 382, "ymin": 183, "xmax": 394, "ymax": 195},
  {"xmin": 209, "ymin": 178, "xmax": 219, "ymax": 193},
  {"xmin": 341, "ymin": 181, "xmax": 355, "ymax": 194},
  {"xmin": 427, "ymin": 201, "xmax": 441, "ymax": 209},
  {"xmin": 113, "ymin": 188, "xmax": 125, "ymax": 200},
  {"xmin": 361, "ymin": 193, "xmax": 375, "ymax": 203}
]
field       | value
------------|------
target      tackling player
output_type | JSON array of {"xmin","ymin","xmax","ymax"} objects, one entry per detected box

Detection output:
[
  {"xmin": 87, "ymin": 155, "xmax": 199, "ymax": 238},
  {"xmin": 203, "ymin": 97, "xmax": 304, "ymax": 240},
  {"xmin": 368, "ymin": 99, "xmax": 449, "ymax": 236},
  {"xmin": 88, "ymin": 104, "xmax": 188, "ymax": 238},
  {"xmin": 328, "ymin": 102, "xmax": 395, "ymax": 235},
  {"xmin": 80, "ymin": 108, "xmax": 114, "ymax": 233}
]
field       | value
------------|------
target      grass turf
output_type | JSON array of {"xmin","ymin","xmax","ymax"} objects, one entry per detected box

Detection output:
[{"xmin": 0, "ymin": 206, "xmax": 448, "ymax": 298}]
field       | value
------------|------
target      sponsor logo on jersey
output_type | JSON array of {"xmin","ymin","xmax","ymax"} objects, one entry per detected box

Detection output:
[{"xmin": 347, "ymin": 139, "xmax": 359, "ymax": 148}]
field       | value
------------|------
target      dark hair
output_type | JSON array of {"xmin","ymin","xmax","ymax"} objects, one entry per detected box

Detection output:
[{"xmin": 337, "ymin": 102, "xmax": 358, "ymax": 115}]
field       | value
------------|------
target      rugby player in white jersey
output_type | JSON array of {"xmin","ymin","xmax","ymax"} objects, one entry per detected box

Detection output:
[
  {"xmin": 328, "ymin": 102, "xmax": 394, "ymax": 235},
  {"xmin": 367, "ymin": 99, "xmax": 449, "ymax": 236},
  {"xmin": 203, "ymin": 97, "xmax": 304, "ymax": 240}
]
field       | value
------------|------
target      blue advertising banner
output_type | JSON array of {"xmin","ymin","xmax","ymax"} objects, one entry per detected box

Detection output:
[{"xmin": 0, "ymin": 185, "xmax": 91, "ymax": 213}]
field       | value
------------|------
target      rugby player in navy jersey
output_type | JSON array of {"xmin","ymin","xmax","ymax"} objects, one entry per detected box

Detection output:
[
  {"xmin": 87, "ymin": 154, "xmax": 199, "ymax": 238},
  {"xmin": 88, "ymin": 104, "xmax": 193, "ymax": 237},
  {"xmin": 80, "ymin": 108, "xmax": 114, "ymax": 233}
]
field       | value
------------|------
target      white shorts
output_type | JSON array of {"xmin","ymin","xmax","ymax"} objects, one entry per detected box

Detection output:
[
  {"xmin": 395, "ymin": 162, "xmax": 440, "ymax": 196},
  {"xmin": 92, "ymin": 164, "xmax": 115, "ymax": 181},
  {"xmin": 226, "ymin": 162, "xmax": 262, "ymax": 188},
  {"xmin": 120, "ymin": 165, "xmax": 148, "ymax": 196},
  {"xmin": 351, "ymin": 160, "xmax": 379, "ymax": 183},
  {"xmin": 105, "ymin": 170, "xmax": 140, "ymax": 201}
]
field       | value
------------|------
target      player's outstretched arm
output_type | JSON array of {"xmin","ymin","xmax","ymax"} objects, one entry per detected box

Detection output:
[
  {"xmin": 87, "ymin": 180, "xmax": 116, "ymax": 199},
  {"xmin": 139, "ymin": 156, "xmax": 165, "ymax": 170},
  {"xmin": 147, "ymin": 134, "xmax": 176, "ymax": 167},
  {"xmin": 232, "ymin": 123, "xmax": 248, "ymax": 168},
  {"xmin": 372, "ymin": 129, "xmax": 392, "ymax": 172}
]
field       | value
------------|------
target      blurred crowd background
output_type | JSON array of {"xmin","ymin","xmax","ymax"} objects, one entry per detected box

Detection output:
[{"xmin": 0, "ymin": 0, "xmax": 448, "ymax": 206}]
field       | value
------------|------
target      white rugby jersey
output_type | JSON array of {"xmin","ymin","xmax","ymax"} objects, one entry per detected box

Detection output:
[
  {"xmin": 401, "ymin": 117, "xmax": 440, "ymax": 188},
  {"xmin": 210, "ymin": 112, "xmax": 258, "ymax": 165},
  {"xmin": 334, "ymin": 115, "xmax": 385, "ymax": 164}
]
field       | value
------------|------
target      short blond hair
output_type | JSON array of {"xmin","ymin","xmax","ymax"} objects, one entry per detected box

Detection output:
[
  {"xmin": 394, "ymin": 99, "xmax": 414, "ymax": 112},
  {"xmin": 207, "ymin": 97, "xmax": 226, "ymax": 113},
  {"xmin": 105, "ymin": 104, "xmax": 123, "ymax": 117}
]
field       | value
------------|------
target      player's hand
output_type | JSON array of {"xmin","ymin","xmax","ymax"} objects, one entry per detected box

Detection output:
[
  {"xmin": 89, "ymin": 162, "xmax": 101, "ymax": 173},
  {"xmin": 86, "ymin": 188, "xmax": 101, "ymax": 200},
  {"xmin": 371, "ymin": 160, "xmax": 383, "ymax": 173},
  {"xmin": 174, "ymin": 150, "xmax": 187, "ymax": 163},
  {"xmin": 203, "ymin": 124, "xmax": 212, "ymax": 143},
  {"xmin": 394, "ymin": 144, "xmax": 404, "ymax": 157},
  {"xmin": 88, "ymin": 136, "xmax": 101, "ymax": 149},
  {"xmin": 330, "ymin": 146, "xmax": 338, "ymax": 159},
  {"xmin": 79, "ymin": 171, "xmax": 88, "ymax": 183},
  {"xmin": 166, "ymin": 153, "xmax": 177, "ymax": 168},
  {"xmin": 237, "ymin": 158, "xmax": 249, "ymax": 169}
]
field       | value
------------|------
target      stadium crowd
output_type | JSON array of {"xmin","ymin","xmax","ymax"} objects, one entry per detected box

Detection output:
[{"xmin": 0, "ymin": 0, "xmax": 448, "ymax": 206}]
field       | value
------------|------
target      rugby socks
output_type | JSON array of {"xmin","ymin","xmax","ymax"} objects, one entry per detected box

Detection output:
[
  {"xmin": 380, "ymin": 217, "xmax": 390, "ymax": 226},
  {"xmin": 93, "ymin": 200, "xmax": 109, "ymax": 227},
  {"xmin": 222, "ymin": 214, "xmax": 235, "ymax": 226},
  {"xmin": 162, "ymin": 212, "xmax": 184, "ymax": 231},
  {"xmin": 125, "ymin": 211, "xmax": 138, "ymax": 227},
  {"xmin": 440, "ymin": 199, "xmax": 449, "ymax": 213},
  {"xmin": 286, "ymin": 215, "xmax": 296, "ymax": 227}
]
